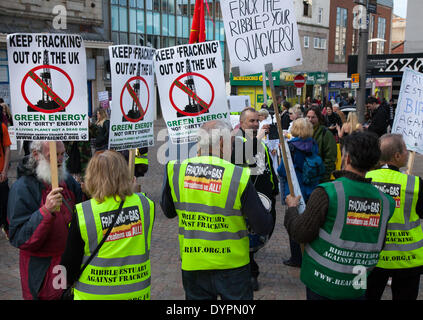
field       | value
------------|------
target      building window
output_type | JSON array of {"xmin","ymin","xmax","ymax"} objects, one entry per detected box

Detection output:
[
  {"xmin": 335, "ymin": 7, "xmax": 347, "ymax": 63},
  {"xmin": 303, "ymin": 0, "xmax": 312, "ymax": 18},
  {"xmin": 109, "ymin": 0, "xmax": 225, "ymax": 68},
  {"xmin": 318, "ymin": 8, "xmax": 323, "ymax": 24},
  {"xmin": 377, "ymin": 17, "xmax": 386, "ymax": 54},
  {"xmin": 314, "ymin": 37, "xmax": 326, "ymax": 50},
  {"xmin": 304, "ymin": 36, "xmax": 309, "ymax": 48}
]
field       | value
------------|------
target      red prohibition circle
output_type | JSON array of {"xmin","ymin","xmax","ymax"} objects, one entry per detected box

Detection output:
[
  {"xmin": 21, "ymin": 64, "xmax": 74, "ymax": 113},
  {"xmin": 120, "ymin": 76, "xmax": 150, "ymax": 123},
  {"xmin": 169, "ymin": 72, "xmax": 214, "ymax": 117}
]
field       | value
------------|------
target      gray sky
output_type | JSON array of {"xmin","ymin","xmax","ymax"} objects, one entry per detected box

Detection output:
[{"xmin": 393, "ymin": 0, "xmax": 408, "ymax": 18}]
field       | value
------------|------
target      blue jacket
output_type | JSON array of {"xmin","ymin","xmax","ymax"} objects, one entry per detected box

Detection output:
[{"xmin": 277, "ymin": 137, "xmax": 319, "ymax": 203}]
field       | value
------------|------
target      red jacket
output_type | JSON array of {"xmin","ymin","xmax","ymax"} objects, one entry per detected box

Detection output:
[{"xmin": 8, "ymin": 157, "xmax": 83, "ymax": 300}]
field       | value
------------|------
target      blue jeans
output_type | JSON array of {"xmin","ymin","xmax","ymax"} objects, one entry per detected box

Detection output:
[{"xmin": 182, "ymin": 265, "xmax": 253, "ymax": 300}]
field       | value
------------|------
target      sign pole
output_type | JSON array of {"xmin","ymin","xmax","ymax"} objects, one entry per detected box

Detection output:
[
  {"xmin": 49, "ymin": 141, "xmax": 59, "ymax": 190},
  {"xmin": 128, "ymin": 149, "xmax": 136, "ymax": 177},
  {"xmin": 266, "ymin": 69, "xmax": 295, "ymax": 196},
  {"xmin": 49, "ymin": 141, "xmax": 60, "ymax": 212},
  {"xmin": 406, "ymin": 151, "xmax": 416, "ymax": 175}
]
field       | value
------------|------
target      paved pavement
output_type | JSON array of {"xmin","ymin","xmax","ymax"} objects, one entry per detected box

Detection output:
[{"xmin": 1, "ymin": 118, "xmax": 423, "ymax": 300}]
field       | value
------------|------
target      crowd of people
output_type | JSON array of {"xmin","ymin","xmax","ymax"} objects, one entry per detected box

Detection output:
[{"xmin": 0, "ymin": 92, "xmax": 422, "ymax": 301}]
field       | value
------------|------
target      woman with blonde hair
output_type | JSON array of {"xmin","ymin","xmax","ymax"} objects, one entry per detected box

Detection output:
[
  {"xmin": 61, "ymin": 150, "xmax": 155, "ymax": 300},
  {"xmin": 277, "ymin": 118, "xmax": 320, "ymax": 268},
  {"xmin": 95, "ymin": 108, "xmax": 110, "ymax": 152},
  {"xmin": 336, "ymin": 111, "xmax": 363, "ymax": 139}
]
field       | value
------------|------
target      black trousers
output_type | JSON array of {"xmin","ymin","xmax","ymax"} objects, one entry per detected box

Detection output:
[{"xmin": 366, "ymin": 267, "xmax": 421, "ymax": 300}]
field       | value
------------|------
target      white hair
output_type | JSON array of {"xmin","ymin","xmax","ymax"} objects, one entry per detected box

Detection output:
[{"xmin": 26, "ymin": 141, "xmax": 68, "ymax": 183}]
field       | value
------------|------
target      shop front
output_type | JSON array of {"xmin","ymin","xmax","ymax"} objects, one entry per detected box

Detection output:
[{"xmin": 230, "ymin": 71, "xmax": 280, "ymax": 109}]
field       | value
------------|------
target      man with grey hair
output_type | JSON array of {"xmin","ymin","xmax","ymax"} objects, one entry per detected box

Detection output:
[
  {"xmin": 161, "ymin": 120, "xmax": 272, "ymax": 300},
  {"xmin": 7, "ymin": 140, "xmax": 83, "ymax": 300},
  {"xmin": 366, "ymin": 134, "xmax": 423, "ymax": 300}
]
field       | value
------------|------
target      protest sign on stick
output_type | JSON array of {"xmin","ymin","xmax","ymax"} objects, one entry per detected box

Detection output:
[
  {"xmin": 108, "ymin": 45, "xmax": 155, "ymax": 174},
  {"xmin": 108, "ymin": 45, "xmax": 155, "ymax": 152},
  {"xmin": 220, "ymin": 0, "xmax": 303, "ymax": 77},
  {"xmin": 7, "ymin": 33, "xmax": 88, "ymax": 191},
  {"xmin": 220, "ymin": 0, "xmax": 302, "ymax": 194},
  {"xmin": 154, "ymin": 41, "xmax": 230, "ymax": 144},
  {"xmin": 7, "ymin": 33, "xmax": 89, "ymax": 141}
]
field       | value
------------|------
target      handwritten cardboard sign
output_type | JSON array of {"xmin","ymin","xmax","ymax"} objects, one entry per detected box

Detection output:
[
  {"xmin": 220, "ymin": 0, "xmax": 303, "ymax": 76},
  {"xmin": 391, "ymin": 67, "xmax": 423, "ymax": 154}
]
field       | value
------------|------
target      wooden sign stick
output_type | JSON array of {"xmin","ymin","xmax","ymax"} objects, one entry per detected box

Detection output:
[
  {"xmin": 49, "ymin": 141, "xmax": 59, "ymax": 190},
  {"xmin": 266, "ymin": 69, "xmax": 295, "ymax": 196},
  {"xmin": 128, "ymin": 148, "xmax": 136, "ymax": 177},
  {"xmin": 49, "ymin": 141, "xmax": 60, "ymax": 212},
  {"xmin": 406, "ymin": 151, "xmax": 416, "ymax": 175}
]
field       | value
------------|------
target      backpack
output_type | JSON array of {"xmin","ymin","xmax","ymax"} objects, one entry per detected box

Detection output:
[{"xmin": 302, "ymin": 151, "xmax": 325, "ymax": 186}]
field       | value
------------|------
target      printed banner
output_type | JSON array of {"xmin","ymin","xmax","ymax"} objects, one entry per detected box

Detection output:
[
  {"xmin": 108, "ymin": 45, "xmax": 155, "ymax": 151},
  {"xmin": 7, "ymin": 33, "xmax": 88, "ymax": 141},
  {"xmin": 220, "ymin": 0, "xmax": 303, "ymax": 76},
  {"xmin": 391, "ymin": 67, "xmax": 423, "ymax": 154},
  {"xmin": 154, "ymin": 41, "xmax": 230, "ymax": 144}
]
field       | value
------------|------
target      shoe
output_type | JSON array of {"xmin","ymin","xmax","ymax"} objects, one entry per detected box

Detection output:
[
  {"xmin": 283, "ymin": 259, "xmax": 301, "ymax": 268},
  {"xmin": 251, "ymin": 277, "xmax": 259, "ymax": 291}
]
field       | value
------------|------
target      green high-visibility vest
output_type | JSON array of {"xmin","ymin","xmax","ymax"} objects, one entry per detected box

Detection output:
[
  {"xmin": 366, "ymin": 168, "xmax": 423, "ymax": 269},
  {"xmin": 300, "ymin": 177, "xmax": 394, "ymax": 299},
  {"xmin": 167, "ymin": 155, "xmax": 251, "ymax": 271},
  {"xmin": 74, "ymin": 193, "xmax": 154, "ymax": 300}
]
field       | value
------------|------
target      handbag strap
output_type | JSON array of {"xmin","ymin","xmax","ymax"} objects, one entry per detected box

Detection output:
[{"xmin": 77, "ymin": 200, "xmax": 125, "ymax": 279}]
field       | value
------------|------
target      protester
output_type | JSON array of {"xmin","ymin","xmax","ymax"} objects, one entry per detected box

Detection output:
[
  {"xmin": 7, "ymin": 141, "xmax": 83, "ymax": 300},
  {"xmin": 258, "ymin": 108, "xmax": 279, "ymax": 174},
  {"xmin": 232, "ymin": 107, "xmax": 278, "ymax": 291},
  {"xmin": 365, "ymin": 97, "xmax": 389, "ymax": 137},
  {"xmin": 336, "ymin": 111, "xmax": 363, "ymax": 139},
  {"xmin": 332, "ymin": 104, "xmax": 346, "ymax": 124},
  {"xmin": 0, "ymin": 103, "xmax": 13, "ymax": 127},
  {"xmin": 0, "ymin": 122, "xmax": 11, "ymax": 236},
  {"xmin": 324, "ymin": 102, "xmax": 342, "ymax": 141},
  {"xmin": 366, "ymin": 134, "xmax": 423, "ymax": 300},
  {"xmin": 161, "ymin": 120, "xmax": 273, "ymax": 300},
  {"xmin": 286, "ymin": 104, "xmax": 303, "ymax": 135},
  {"xmin": 94, "ymin": 108, "xmax": 110, "ymax": 152},
  {"xmin": 280, "ymin": 101, "xmax": 292, "ymax": 130},
  {"xmin": 278, "ymin": 118, "xmax": 321, "ymax": 268},
  {"xmin": 61, "ymin": 150, "xmax": 154, "ymax": 300},
  {"xmin": 305, "ymin": 106, "xmax": 337, "ymax": 182},
  {"xmin": 284, "ymin": 131, "xmax": 395, "ymax": 300}
]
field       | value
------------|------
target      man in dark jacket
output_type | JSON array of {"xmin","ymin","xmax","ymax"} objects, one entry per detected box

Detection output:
[
  {"xmin": 231, "ymin": 108, "xmax": 278, "ymax": 291},
  {"xmin": 365, "ymin": 97, "xmax": 389, "ymax": 137},
  {"xmin": 8, "ymin": 141, "xmax": 83, "ymax": 300}
]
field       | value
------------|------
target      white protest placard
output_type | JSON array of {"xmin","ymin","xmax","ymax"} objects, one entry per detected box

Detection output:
[
  {"xmin": 108, "ymin": 45, "xmax": 155, "ymax": 151},
  {"xmin": 154, "ymin": 40, "xmax": 230, "ymax": 144},
  {"xmin": 7, "ymin": 33, "xmax": 88, "ymax": 141},
  {"xmin": 7, "ymin": 126, "xmax": 17, "ymax": 151},
  {"xmin": 220, "ymin": 0, "xmax": 302, "ymax": 76},
  {"xmin": 391, "ymin": 67, "xmax": 423, "ymax": 154},
  {"xmin": 282, "ymin": 137, "xmax": 305, "ymax": 214}
]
